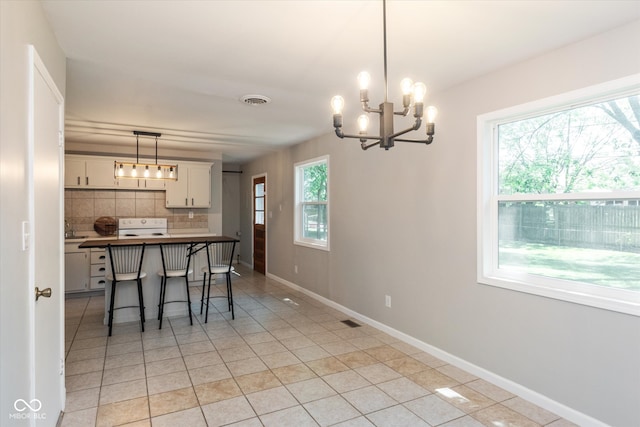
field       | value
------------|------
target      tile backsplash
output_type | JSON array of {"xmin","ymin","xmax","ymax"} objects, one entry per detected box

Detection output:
[{"xmin": 65, "ymin": 189, "xmax": 209, "ymax": 234}]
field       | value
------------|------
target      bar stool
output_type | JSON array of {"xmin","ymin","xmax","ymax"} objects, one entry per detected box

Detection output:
[
  {"xmin": 157, "ymin": 243, "xmax": 194, "ymax": 329},
  {"xmin": 106, "ymin": 244, "xmax": 146, "ymax": 336},
  {"xmin": 200, "ymin": 240, "xmax": 237, "ymax": 322}
]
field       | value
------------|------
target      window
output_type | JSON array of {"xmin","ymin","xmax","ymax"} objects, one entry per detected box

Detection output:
[
  {"xmin": 295, "ymin": 155, "xmax": 329, "ymax": 250},
  {"xmin": 478, "ymin": 76, "xmax": 640, "ymax": 315}
]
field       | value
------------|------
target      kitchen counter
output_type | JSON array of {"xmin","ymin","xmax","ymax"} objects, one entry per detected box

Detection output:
[{"xmin": 79, "ymin": 234, "xmax": 237, "ymax": 248}]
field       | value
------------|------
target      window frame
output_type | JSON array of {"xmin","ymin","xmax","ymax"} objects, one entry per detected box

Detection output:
[
  {"xmin": 294, "ymin": 155, "xmax": 330, "ymax": 251},
  {"xmin": 477, "ymin": 75, "xmax": 640, "ymax": 316}
]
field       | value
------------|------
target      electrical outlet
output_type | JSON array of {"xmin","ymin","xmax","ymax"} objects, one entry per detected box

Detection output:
[
  {"xmin": 188, "ymin": 211, "xmax": 194, "ymax": 219},
  {"xmin": 385, "ymin": 295, "xmax": 391, "ymax": 308},
  {"xmin": 294, "ymin": 265, "xmax": 298, "ymax": 274}
]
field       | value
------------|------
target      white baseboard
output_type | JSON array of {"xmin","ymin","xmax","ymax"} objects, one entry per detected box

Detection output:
[{"xmin": 266, "ymin": 272, "xmax": 609, "ymax": 427}]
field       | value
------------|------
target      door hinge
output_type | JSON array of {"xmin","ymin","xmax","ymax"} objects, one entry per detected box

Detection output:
[
  {"xmin": 58, "ymin": 130, "xmax": 64, "ymax": 147},
  {"xmin": 60, "ymin": 358, "xmax": 64, "ymax": 376}
]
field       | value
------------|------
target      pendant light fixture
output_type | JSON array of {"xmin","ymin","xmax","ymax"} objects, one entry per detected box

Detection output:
[
  {"xmin": 331, "ymin": 0, "xmax": 438, "ymax": 150},
  {"xmin": 114, "ymin": 131, "xmax": 178, "ymax": 180}
]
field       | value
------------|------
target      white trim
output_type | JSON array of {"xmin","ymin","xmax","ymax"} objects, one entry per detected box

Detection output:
[
  {"xmin": 477, "ymin": 74, "xmax": 640, "ymax": 316},
  {"xmin": 266, "ymin": 271, "xmax": 609, "ymax": 427}
]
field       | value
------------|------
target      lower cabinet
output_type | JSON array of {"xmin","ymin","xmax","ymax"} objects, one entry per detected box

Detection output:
[
  {"xmin": 65, "ymin": 244, "xmax": 89, "ymax": 292},
  {"xmin": 65, "ymin": 243, "xmax": 106, "ymax": 293},
  {"xmin": 90, "ymin": 248, "xmax": 107, "ymax": 289}
]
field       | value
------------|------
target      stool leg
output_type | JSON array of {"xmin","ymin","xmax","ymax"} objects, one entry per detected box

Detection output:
[
  {"xmin": 205, "ymin": 273, "xmax": 213, "ymax": 323},
  {"xmin": 137, "ymin": 278, "xmax": 145, "ymax": 332},
  {"xmin": 158, "ymin": 276, "xmax": 165, "ymax": 330},
  {"xmin": 158, "ymin": 276, "xmax": 164, "ymax": 321},
  {"xmin": 185, "ymin": 275, "xmax": 193, "ymax": 325},
  {"xmin": 108, "ymin": 281, "xmax": 117, "ymax": 336},
  {"xmin": 200, "ymin": 272, "xmax": 207, "ymax": 315},
  {"xmin": 227, "ymin": 273, "xmax": 234, "ymax": 320}
]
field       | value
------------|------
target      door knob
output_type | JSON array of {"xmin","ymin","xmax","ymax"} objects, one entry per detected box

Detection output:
[{"xmin": 35, "ymin": 287, "xmax": 52, "ymax": 301}]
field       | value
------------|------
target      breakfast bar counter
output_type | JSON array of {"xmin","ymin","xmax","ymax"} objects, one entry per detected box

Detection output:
[
  {"xmin": 79, "ymin": 235, "xmax": 239, "ymax": 326},
  {"xmin": 79, "ymin": 234, "xmax": 238, "ymax": 249}
]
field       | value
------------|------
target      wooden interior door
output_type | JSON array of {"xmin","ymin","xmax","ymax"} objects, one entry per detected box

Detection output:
[{"xmin": 253, "ymin": 175, "xmax": 266, "ymax": 274}]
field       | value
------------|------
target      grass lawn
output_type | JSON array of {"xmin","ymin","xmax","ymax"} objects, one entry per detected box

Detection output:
[{"xmin": 499, "ymin": 241, "xmax": 640, "ymax": 291}]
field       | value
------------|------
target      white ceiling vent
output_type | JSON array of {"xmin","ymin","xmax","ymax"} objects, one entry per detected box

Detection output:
[{"xmin": 240, "ymin": 94, "xmax": 271, "ymax": 106}]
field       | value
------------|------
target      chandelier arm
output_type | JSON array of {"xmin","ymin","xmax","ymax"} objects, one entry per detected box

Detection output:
[
  {"xmin": 388, "ymin": 117, "xmax": 422, "ymax": 140},
  {"xmin": 393, "ymin": 107, "xmax": 410, "ymax": 116},
  {"xmin": 361, "ymin": 140, "xmax": 381, "ymax": 150},
  {"xmin": 394, "ymin": 136, "xmax": 435, "ymax": 145},
  {"xmin": 361, "ymin": 103, "xmax": 382, "ymax": 114},
  {"xmin": 336, "ymin": 130, "xmax": 383, "ymax": 142}
]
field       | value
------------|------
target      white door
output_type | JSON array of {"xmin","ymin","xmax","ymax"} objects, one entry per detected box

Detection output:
[{"xmin": 30, "ymin": 46, "xmax": 65, "ymax": 426}]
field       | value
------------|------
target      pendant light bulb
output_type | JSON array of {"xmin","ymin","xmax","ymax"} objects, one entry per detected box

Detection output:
[
  {"xmin": 357, "ymin": 114, "xmax": 369, "ymax": 132},
  {"xmin": 357, "ymin": 71, "xmax": 371, "ymax": 90},
  {"xmin": 413, "ymin": 82, "xmax": 427, "ymax": 104},
  {"xmin": 144, "ymin": 165, "xmax": 150, "ymax": 178},
  {"xmin": 331, "ymin": 96, "xmax": 344, "ymax": 115},
  {"xmin": 131, "ymin": 165, "xmax": 137, "ymax": 178},
  {"xmin": 426, "ymin": 106, "xmax": 438, "ymax": 124},
  {"xmin": 118, "ymin": 164, "xmax": 124, "ymax": 177},
  {"xmin": 169, "ymin": 167, "xmax": 175, "ymax": 179},
  {"xmin": 156, "ymin": 166, "xmax": 162, "ymax": 179},
  {"xmin": 401, "ymin": 78, "xmax": 414, "ymax": 96}
]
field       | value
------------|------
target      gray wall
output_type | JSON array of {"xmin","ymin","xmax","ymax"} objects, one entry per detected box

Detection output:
[
  {"xmin": 0, "ymin": 0, "xmax": 67, "ymax": 418},
  {"xmin": 239, "ymin": 21, "xmax": 640, "ymax": 426}
]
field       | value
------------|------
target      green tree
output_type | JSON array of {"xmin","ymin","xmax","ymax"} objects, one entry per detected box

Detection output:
[{"xmin": 498, "ymin": 94, "xmax": 640, "ymax": 194}]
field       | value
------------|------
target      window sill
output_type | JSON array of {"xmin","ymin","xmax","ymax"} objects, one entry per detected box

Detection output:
[{"xmin": 478, "ymin": 273, "xmax": 640, "ymax": 317}]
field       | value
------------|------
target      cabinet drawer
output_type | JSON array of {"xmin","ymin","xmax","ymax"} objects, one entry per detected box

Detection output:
[
  {"xmin": 90, "ymin": 251, "xmax": 106, "ymax": 264},
  {"xmin": 91, "ymin": 264, "xmax": 107, "ymax": 276},
  {"xmin": 90, "ymin": 277, "xmax": 107, "ymax": 289}
]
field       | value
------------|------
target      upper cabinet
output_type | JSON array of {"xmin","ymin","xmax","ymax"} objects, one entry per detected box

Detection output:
[
  {"xmin": 64, "ymin": 155, "xmax": 210, "ymax": 197},
  {"xmin": 165, "ymin": 162, "xmax": 212, "ymax": 208},
  {"xmin": 64, "ymin": 156, "xmax": 115, "ymax": 188}
]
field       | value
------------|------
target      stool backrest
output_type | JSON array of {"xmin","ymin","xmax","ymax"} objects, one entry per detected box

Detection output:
[
  {"xmin": 107, "ymin": 244, "xmax": 146, "ymax": 280},
  {"xmin": 206, "ymin": 240, "xmax": 236, "ymax": 271},
  {"xmin": 159, "ymin": 243, "xmax": 194, "ymax": 274}
]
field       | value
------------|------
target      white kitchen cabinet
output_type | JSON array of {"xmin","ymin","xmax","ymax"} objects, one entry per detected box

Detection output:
[
  {"xmin": 65, "ymin": 243, "xmax": 89, "ymax": 292},
  {"xmin": 165, "ymin": 162, "xmax": 212, "ymax": 208},
  {"xmin": 114, "ymin": 178, "xmax": 166, "ymax": 189},
  {"xmin": 115, "ymin": 178, "xmax": 139, "ymax": 189},
  {"xmin": 65, "ymin": 155, "xmax": 115, "ymax": 188}
]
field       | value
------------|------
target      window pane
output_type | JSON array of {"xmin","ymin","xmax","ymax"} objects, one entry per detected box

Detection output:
[
  {"xmin": 255, "ymin": 211, "xmax": 264, "ymax": 225},
  {"xmin": 498, "ymin": 94, "xmax": 640, "ymax": 195},
  {"xmin": 255, "ymin": 197, "xmax": 264, "ymax": 211},
  {"xmin": 498, "ymin": 200, "xmax": 640, "ymax": 291},
  {"xmin": 302, "ymin": 163, "xmax": 327, "ymax": 202},
  {"xmin": 302, "ymin": 204, "xmax": 327, "ymax": 241},
  {"xmin": 255, "ymin": 183, "xmax": 264, "ymax": 197}
]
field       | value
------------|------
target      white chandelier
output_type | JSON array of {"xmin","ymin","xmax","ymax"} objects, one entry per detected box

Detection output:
[
  {"xmin": 114, "ymin": 131, "xmax": 178, "ymax": 180},
  {"xmin": 331, "ymin": 0, "xmax": 437, "ymax": 150}
]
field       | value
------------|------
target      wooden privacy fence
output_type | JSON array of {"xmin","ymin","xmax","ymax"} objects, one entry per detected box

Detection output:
[{"xmin": 499, "ymin": 203, "xmax": 640, "ymax": 252}]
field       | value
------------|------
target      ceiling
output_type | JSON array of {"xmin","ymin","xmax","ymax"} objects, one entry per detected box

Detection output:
[{"xmin": 41, "ymin": 0, "xmax": 640, "ymax": 165}]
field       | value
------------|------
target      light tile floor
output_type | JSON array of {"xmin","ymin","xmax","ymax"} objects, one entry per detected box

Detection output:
[{"xmin": 62, "ymin": 265, "xmax": 576, "ymax": 427}]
